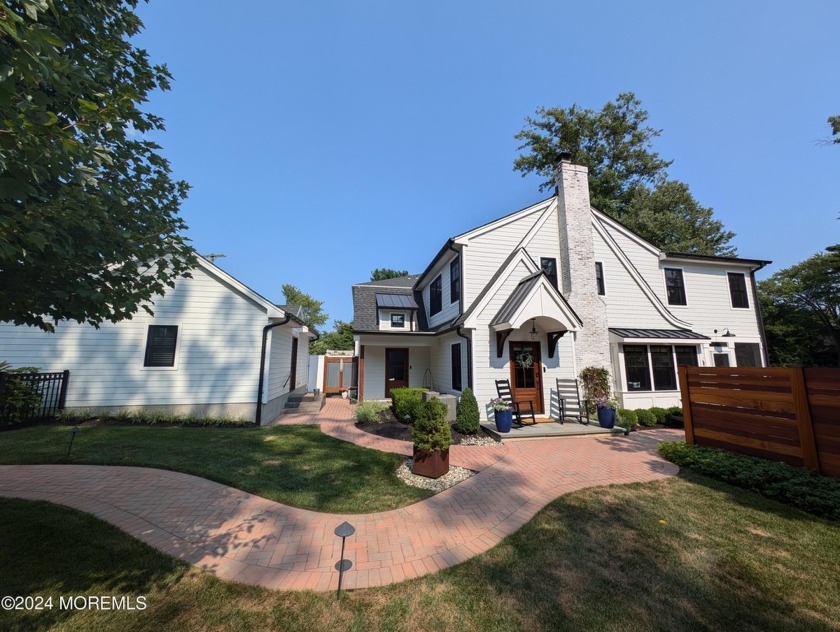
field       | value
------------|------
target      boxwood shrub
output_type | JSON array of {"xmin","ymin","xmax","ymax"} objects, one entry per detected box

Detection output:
[
  {"xmin": 649, "ymin": 406, "xmax": 668, "ymax": 425},
  {"xmin": 634, "ymin": 409, "xmax": 657, "ymax": 427},
  {"xmin": 617, "ymin": 408, "xmax": 638, "ymax": 431},
  {"xmin": 391, "ymin": 387, "xmax": 427, "ymax": 423},
  {"xmin": 659, "ymin": 442, "xmax": 840, "ymax": 521},
  {"xmin": 666, "ymin": 405, "xmax": 684, "ymax": 427},
  {"xmin": 454, "ymin": 387, "xmax": 480, "ymax": 435}
]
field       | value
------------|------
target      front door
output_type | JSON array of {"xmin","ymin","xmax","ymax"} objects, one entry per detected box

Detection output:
[
  {"xmin": 385, "ymin": 348, "xmax": 409, "ymax": 397},
  {"xmin": 510, "ymin": 341, "xmax": 543, "ymax": 414}
]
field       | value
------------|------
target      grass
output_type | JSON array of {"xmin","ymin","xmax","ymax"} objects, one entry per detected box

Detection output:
[
  {"xmin": 0, "ymin": 424, "xmax": 431, "ymax": 513},
  {"xmin": 2, "ymin": 471, "xmax": 839, "ymax": 631}
]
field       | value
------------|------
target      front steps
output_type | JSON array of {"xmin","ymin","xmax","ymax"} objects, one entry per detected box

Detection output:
[{"xmin": 281, "ymin": 392, "xmax": 326, "ymax": 415}]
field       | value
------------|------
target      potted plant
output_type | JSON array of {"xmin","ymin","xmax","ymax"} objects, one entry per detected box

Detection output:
[
  {"xmin": 490, "ymin": 397, "xmax": 513, "ymax": 433},
  {"xmin": 579, "ymin": 366, "xmax": 615, "ymax": 427},
  {"xmin": 411, "ymin": 398, "xmax": 452, "ymax": 478},
  {"xmin": 595, "ymin": 396, "xmax": 618, "ymax": 429}
]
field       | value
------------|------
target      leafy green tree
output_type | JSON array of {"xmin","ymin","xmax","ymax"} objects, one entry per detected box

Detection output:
[
  {"xmin": 514, "ymin": 92, "xmax": 736, "ymax": 255},
  {"xmin": 759, "ymin": 248, "xmax": 840, "ymax": 366},
  {"xmin": 454, "ymin": 387, "xmax": 480, "ymax": 435},
  {"xmin": 310, "ymin": 320, "xmax": 354, "ymax": 355},
  {"xmin": 281, "ymin": 284, "xmax": 328, "ymax": 329},
  {"xmin": 828, "ymin": 115, "xmax": 840, "ymax": 144},
  {"xmin": 370, "ymin": 268, "xmax": 409, "ymax": 281},
  {"xmin": 0, "ymin": 0, "xmax": 193, "ymax": 332}
]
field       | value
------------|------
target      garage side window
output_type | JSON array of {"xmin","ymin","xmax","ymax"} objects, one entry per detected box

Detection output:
[{"xmin": 144, "ymin": 325, "xmax": 178, "ymax": 367}]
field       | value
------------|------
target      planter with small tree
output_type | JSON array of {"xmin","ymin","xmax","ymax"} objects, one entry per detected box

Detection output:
[
  {"xmin": 412, "ymin": 398, "xmax": 452, "ymax": 478},
  {"xmin": 579, "ymin": 366, "xmax": 617, "ymax": 429}
]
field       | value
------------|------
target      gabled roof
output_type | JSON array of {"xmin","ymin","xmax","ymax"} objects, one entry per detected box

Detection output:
[{"xmin": 490, "ymin": 271, "xmax": 582, "ymax": 331}]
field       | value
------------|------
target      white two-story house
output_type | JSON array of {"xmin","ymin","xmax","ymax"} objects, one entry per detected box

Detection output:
[{"xmin": 351, "ymin": 155, "xmax": 770, "ymax": 416}]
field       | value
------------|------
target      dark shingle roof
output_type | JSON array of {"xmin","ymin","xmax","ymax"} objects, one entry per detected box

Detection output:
[
  {"xmin": 352, "ymin": 275, "xmax": 423, "ymax": 332},
  {"xmin": 609, "ymin": 328, "xmax": 710, "ymax": 340}
]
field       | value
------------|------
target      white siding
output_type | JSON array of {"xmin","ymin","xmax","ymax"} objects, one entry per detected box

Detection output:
[
  {"xmin": 265, "ymin": 326, "xmax": 310, "ymax": 399},
  {"xmin": 360, "ymin": 344, "xmax": 431, "ymax": 400},
  {"xmin": 428, "ymin": 332, "xmax": 466, "ymax": 395},
  {"xmin": 0, "ymin": 266, "xmax": 268, "ymax": 410},
  {"xmin": 378, "ymin": 309, "xmax": 415, "ymax": 331},
  {"xmin": 522, "ymin": 205, "xmax": 564, "ymax": 289},
  {"xmin": 420, "ymin": 255, "xmax": 460, "ymax": 330}
]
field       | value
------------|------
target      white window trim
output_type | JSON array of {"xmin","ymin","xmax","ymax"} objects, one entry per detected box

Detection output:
[
  {"xmin": 390, "ymin": 312, "xmax": 406, "ymax": 328},
  {"xmin": 140, "ymin": 322, "xmax": 182, "ymax": 371}
]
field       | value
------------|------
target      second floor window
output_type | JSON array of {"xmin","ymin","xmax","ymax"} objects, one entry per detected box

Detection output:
[
  {"xmin": 664, "ymin": 268, "xmax": 686, "ymax": 305},
  {"xmin": 391, "ymin": 313, "xmax": 405, "ymax": 328},
  {"xmin": 595, "ymin": 262, "xmax": 605, "ymax": 295},
  {"xmin": 728, "ymin": 272, "xmax": 749, "ymax": 309},
  {"xmin": 541, "ymin": 257, "xmax": 558, "ymax": 290},
  {"xmin": 450, "ymin": 257, "xmax": 460, "ymax": 303},
  {"xmin": 430, "ymin": 275, "xmax": 442, "ymax": 316}
]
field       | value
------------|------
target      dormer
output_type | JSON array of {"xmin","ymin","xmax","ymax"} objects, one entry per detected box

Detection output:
[{"xmin": 376, "ymin": 293, "xmax": 419, "ymax": 332}]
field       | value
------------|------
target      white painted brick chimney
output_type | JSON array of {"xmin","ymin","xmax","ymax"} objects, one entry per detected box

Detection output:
[{"xmin": 554, "ymin": 154, "xmax": 611, "ymax": 373}]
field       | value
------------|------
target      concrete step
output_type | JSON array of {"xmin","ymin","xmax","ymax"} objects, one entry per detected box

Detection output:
[{"xmin": 281, "ymin": 392, "xmax": 325, "ymax": 415}]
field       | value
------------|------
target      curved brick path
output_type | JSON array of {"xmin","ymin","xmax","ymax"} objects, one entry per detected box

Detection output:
[{"xmin": 0, "ymin": 399, "xmax": 681, "ymax": 592}]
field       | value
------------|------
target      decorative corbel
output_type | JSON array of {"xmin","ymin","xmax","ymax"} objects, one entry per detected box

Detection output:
[
  {"xmin": 495, "ymin": 328, "xmax": 514, "ymax": 358},
  {"xmin": 547, "ymin": 331, "xmax": 567, "ymax": 358}
]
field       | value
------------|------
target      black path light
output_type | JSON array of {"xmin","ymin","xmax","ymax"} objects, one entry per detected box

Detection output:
[
  {"xmin": 334, "ymin": 521, "xmax": 355, "ymax": 600},
  {"xmin": 66, "ymin": 426, "xmax": 80, "ymax": 459}
]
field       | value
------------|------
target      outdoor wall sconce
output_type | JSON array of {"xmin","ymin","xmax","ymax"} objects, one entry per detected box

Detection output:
[
  {"xmin": 529, "ymin": 319, "xmax": 538, "ymax": 340},
  {"xmin": 714, "ymin": 328, "xmax": 736, "ymax": 337}
]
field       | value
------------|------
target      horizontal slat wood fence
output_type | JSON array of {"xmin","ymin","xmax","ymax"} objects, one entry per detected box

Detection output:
[{"xmin": 679, "ymin": 366, "xmax": 840, "ymax": 476}]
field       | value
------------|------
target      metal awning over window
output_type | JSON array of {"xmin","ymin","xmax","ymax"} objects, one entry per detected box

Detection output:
[
  {"xmin": 375, "ymin": 293, "xmax": 418, "ymax": 309},
  {"xmin": 609, "ymin": 328, "xmax": 709, "ymax": 344}
]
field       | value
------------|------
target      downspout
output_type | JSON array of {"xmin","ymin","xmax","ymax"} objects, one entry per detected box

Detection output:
[
  {"xmin": 255, "ymin": 314, "xmax": 291, "ymax": 426},
  {"xmin": 750, "ymin": 265, "xmax": 770, "ymax": 367},
  {"xmin": 449, "ymin": 241, "xmax": 472, "ymax": 390},
  {"xmin": 456, "ymin": 327, "xmax": 472, "ymax": 390}
]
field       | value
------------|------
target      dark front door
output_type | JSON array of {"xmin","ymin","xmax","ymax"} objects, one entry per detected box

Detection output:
[
  {"xmin": 290, "ymin": 337, "xmax": 298, "ymax": 391},
  {"xmin": 510, "ymin": 341, "xmax": 543, "ymax": 414},
  {"xmin": 385, "ymin": 348, "xmax": 409, "ymax": 397}
]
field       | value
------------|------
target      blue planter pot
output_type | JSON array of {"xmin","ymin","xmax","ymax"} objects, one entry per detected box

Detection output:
[
  {"xmin": 597, "ymin": 406, "xmax": 617, "ymax": 429},
  {"xmin": 495, "ymin": 409, "xmax": 513, "ymax": 433}
]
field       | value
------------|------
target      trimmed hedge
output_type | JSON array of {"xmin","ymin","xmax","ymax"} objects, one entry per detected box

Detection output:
[
  {"xmin": 649, "ymin": 406, "xmax": 668, "ymax": 425},
  {"xmin": 454, "ymin": 387, "xmax": 480, "ymax": 435},
  {"xmin": 659, "ymin": 442, "xmax": 840, "ymax": 521},
  {"xmin": 666, "ymin": 405, "xmax": 684, "ymax": 427},
  {"xmin": 634, "ymin": 409, "xmax": 657, "ymax": 427},
  {"xmin": 391, "ymin": 388, "xmax": 427, "ymax": 423},
  {"xmin": 617, "ymin": 408, "xmax": 638, "ymax": 431}
]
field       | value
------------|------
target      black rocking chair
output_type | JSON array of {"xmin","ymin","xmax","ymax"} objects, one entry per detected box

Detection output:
[{"xmin": 495, "ymin": 379, "xmax": 537, "ymax": 426}]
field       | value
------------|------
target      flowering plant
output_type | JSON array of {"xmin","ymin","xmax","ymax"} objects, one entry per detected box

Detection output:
[
  {"xmin": 490, "ymin": 397, "xmax": 512, "ymax": 412},
  {"xmin": 595, "ymin": 396, "xmax": 618, "ymax": 409}
]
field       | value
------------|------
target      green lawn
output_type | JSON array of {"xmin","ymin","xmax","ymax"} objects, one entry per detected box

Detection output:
[
  {"xmin": 0, "ymin": 424, "xmax": 431, "ymax": 513},
  {"xmin": 1, "ymin": 472, "xmax": 838, "ymax": 632}
]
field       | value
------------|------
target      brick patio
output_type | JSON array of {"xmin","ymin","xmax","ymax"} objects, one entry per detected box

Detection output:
[{"xmin": 0, "ymin": 398, "xmax": 681, "ymax": 592}]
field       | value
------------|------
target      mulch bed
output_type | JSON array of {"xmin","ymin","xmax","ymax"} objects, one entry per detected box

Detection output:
[{"xmin": 355, "ymin": 409, "xmax": 485, "ymax": 445}]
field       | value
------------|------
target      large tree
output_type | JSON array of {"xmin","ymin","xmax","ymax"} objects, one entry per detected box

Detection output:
[
  {"xmin": 828, "ymin": 115, "xmax": 840, "ymax": 144},
  {"xmin": 309, "ymin": 320, "xmax": 354, "ymax": 355},
  {"xmin": 0, "ymin": 0, "xmax": 194, "ymax": 332},
  {"xmin": 370, "ymin": 268, "xmax": 409, "ymax": 281},
  {"xmin": 281, "ymin": 284, "xmax": 328, "ymax": 330},
  {"xmin": 759, "ymin": 249, "xmax": 840, "ymax": 367},
  {"xmin": 514, "ymin": 92, "xmax": 736, "ymax": 255}
]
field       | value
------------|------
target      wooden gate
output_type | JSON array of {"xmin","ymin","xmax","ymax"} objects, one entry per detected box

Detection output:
[{"xmin": 323, "ymin": 356, "xmax": 358, "ymax": 395}]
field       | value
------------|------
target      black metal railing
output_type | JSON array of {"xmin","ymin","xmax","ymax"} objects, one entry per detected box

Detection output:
[{"xmin": 0, "ymin": 370, "xmax": 69, "ymax": 426}]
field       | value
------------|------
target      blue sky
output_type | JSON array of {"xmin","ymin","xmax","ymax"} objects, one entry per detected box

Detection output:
[{"xmin": 134, "ymin": 0, "xmax": 839, "ymax": 326}]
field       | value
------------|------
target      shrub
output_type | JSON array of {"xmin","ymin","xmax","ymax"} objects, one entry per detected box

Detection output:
[
  {"xmin": 0, "ymin": 366, "xmax": 42, "ymax": 426},
  {"xmin": 659, "ymin": 442, "xmax": 840, "ymax": 521},
  {"xmin": 635, "ymin": 409, "xmax": 657, "ymax": 427},
  {"xmin": 454, "ymin": 387, "xmax": 480, "ymax": 435},
  {"xmin": 617, "ymin": 408, "xmax": 638, "ymax": 431},
  {"xmin": 666, "ymin": 405, "xmax": 684, "ymax": 427},
  {"xmin": 355, "ymin": 400, "xmax": 387, "ymax": 424},
  {"xmin": 579, "ymin": 366, "xmax": 611, "ymax": 402},
  {"xmin": 412, "ymin": 398, "xmax": 452, "ymax": 453},
  {"xmin": 649, "ymin": 407, "xmax": 668, "ymax": 425},
  {"xmin": 391, "ymin": 388, "xmax": 427, "ymax": 423}
]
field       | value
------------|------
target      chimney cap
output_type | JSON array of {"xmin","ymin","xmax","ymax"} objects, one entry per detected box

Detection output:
[{"xmin": 558, "ymin": 151, "xmax": 573, "ymax": 163}]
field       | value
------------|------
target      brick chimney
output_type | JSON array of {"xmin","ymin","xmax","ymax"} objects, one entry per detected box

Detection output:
[{"xmin": 554, "ymin": 153, "xmax": 611, "ymax": 372}]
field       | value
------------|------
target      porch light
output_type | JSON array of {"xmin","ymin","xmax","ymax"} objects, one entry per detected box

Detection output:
[
  {"xmin": 529, "ymin": 319, "xmax": 538, "ymax": 341},
  {"xmin": 715, "ymin": 328, "xmax": 736, "ymax": 338}
]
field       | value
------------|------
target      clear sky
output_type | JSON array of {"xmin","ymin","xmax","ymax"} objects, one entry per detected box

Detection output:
[{"xmin": 134, "ymin": 0, "xmax": 839, "ymax": 326}]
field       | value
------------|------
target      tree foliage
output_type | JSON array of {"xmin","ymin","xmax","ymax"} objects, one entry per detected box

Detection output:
[
  {"xmin": 0, "ymin": 0, "xmax": 194, "ymax": 332},
  {"xmin": 281, "ymin": 284, "xmax": 328, "ymax": 329},
  {"xmin": 454, "ymin": 387, "xmax": 479, "ymax": 435},
  {"xmin": 759, "ymin": 248, "xmax": 840, "ymax": 367},
  {"xmin": 309, "ymin": 320, "xmax": 353, "ymax": 355},
  {"xmin": 514, "ymin": 92, "xmax": 736, "ymax": 256},
  {"xmin": 370, "ymin": 268, "xmax": 409, "ymax": 281},
  {"xmin": 828, "ymin": 115, "xmax": 840, "ymax": 144}
]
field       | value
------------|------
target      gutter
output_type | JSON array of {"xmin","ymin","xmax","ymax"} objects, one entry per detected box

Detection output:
[
  {"xmin": 456, "ymin": 326, "xmax": 473, "ymax": 390},
  {"xmin": 255, "ymin": 314, "xmax": 291, "ymax": 426}
]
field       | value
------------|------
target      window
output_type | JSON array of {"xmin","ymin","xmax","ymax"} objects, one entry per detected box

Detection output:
[
  {"xmin": 675, "ymin": 346, "xmax": 699, "ymax": 367},
  {"xmin": 390, "ymin": 313, "xmax": 405, "ymax": 328},
  {"xmin": 450, "ymin": 257, "xmax": 460, "ymax": 303},
  {"xmin": 144, "ymin": 325, "xmax": 178, "ymax": 367},
  {"xmin": 664, "ymin": 268, "xmax": 686, "ymax": 305},
  {"xmin": 728, "ymin": 272, "xmax": 750, "ymax": 309},
  {"xmin": 595, "ymin": 262, "xmax": 605, "ymax": 295},
  {"xmin": 735, "ymin": 343, "xmax": 762, "ymax": 367},
  {"xmin": 451, "ymin": 343, "xmax": 462, "ymax": 391},
  {"xmin": 623, "ymin": 345, "xmax": 651, "ymax": 391},
  {"xmin": 541, "ymin": 257, "xmax": 558, "ymax": 290},
  {"xmin": 713, "ymin": 353, "xmax": 730, "ymax": 367},
  {"xmin": 430, "ymin": 275, "xmax": 442, "ymax": 316},
  {"xmin": 650, "ymin": 345, "xmax": 677, "ymax": 391}
]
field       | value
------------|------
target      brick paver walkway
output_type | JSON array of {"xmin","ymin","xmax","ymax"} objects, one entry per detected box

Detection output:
[{"xmin": 0, "ymin": 398, "xmax": 681, "ymax": 592}]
